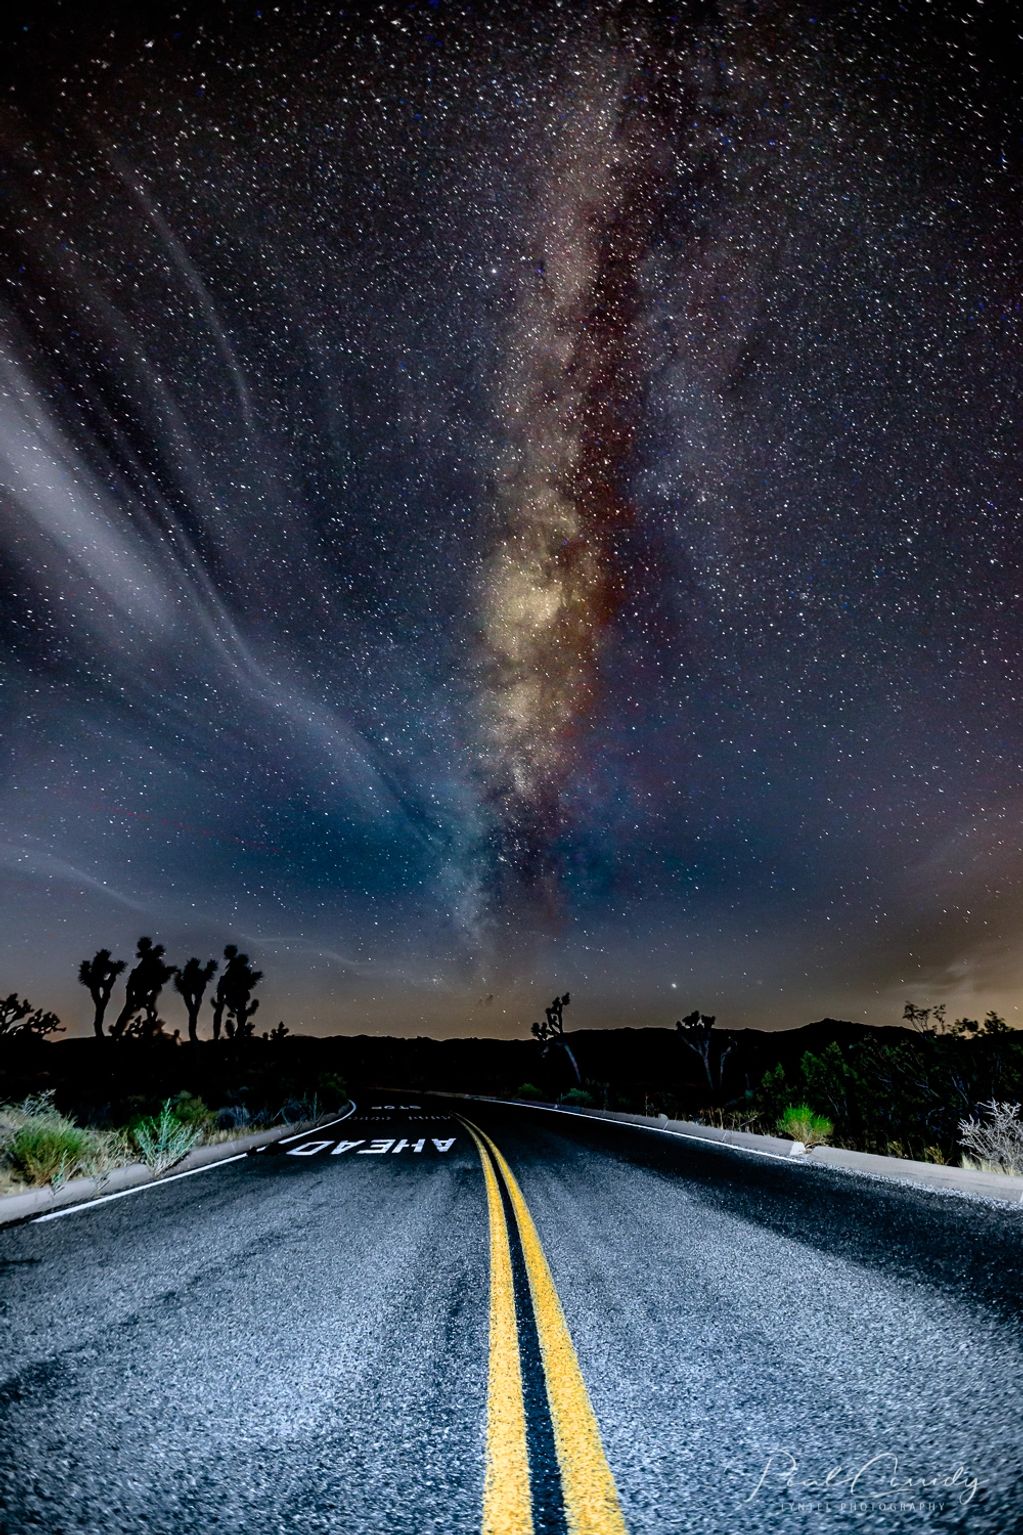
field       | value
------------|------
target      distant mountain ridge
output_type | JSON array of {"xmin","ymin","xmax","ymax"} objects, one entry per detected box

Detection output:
[{"xmin": 1, "ymin": 1016, "xmax": 928, "ymax": 1115}]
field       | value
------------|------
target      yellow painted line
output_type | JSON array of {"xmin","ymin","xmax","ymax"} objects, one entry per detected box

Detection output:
[
  {"xmin": 462, "ymin": 1119, "xmax": 534, "ymax": 1535},
  {"xmin": 463, "ymin": 1117, "xmax": 629, "ymax": 1535}
]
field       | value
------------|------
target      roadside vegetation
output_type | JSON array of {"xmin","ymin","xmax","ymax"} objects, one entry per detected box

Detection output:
[
  {"xmin": 0, "ymin": 933, "xmax": 354, "ymax": 1197},
  {"xmin": 1, "ymin": 1095, "xmax": 100, "ymax": 1190},
  {"xmin": 777, "ymin": 1104, "xmax": 833, "ymax": 1147},
  {"xmin": 744, "ymin": 1007, "xmax": 1022, "ymax": 1166},
  {"xmin": 5, "ymin": 956, "xmax": 1023, "ymax": 1180},
  {"xmin": 0, "ymin": 1078, "xmax": 348, "ymax": 1195},
  {"xmin": 958, "ymin": 1101, "xmax": 1023, "ymax": 1177},
  {"xmin": 516, "ymin": 994, "xmax": 1023, "ymax": 1171}
]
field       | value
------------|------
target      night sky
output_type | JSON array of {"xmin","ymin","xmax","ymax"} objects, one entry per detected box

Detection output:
[{"xmin": 1, "ymin": 1, "xmax": 1021, "ymax": 1039}]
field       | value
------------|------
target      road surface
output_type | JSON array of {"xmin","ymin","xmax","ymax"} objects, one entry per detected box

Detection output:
[{"xmin": 1, "ymin": 1096, "xmax": 1020, "ymax": 1534}]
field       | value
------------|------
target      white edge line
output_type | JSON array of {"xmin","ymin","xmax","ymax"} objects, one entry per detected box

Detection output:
[
  {"xmin": 474, "ymin": 1097, "xmax": 800, "ymax": 1163},
  {"xmin": 32, "ymin": 1101, "xmax": 359, "ymax": 1223},
  {"xmin": 33, "ymin": 1154, "xmax": 249, "ymax": 1222}
]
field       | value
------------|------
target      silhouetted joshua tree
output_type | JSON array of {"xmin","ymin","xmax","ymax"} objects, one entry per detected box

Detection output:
[
  {"xmin": 109, "ymin": 937, "xmax": 176, "ymax": 1040},
  {"xmin": 211, "ymin": 945, "xmax": 262, "ymax": 1041},
  {"xmin": 531, "ymin": 993, "xmax": 581, "ymax": 1085},
  {"xmin": 211, "ymin": 945, "xmax": 239, "ymax": 1041},
  {"xmin": 676, "ymin": 1008, "xmax": 734, "ymax": 1092},
  {"xmin": 122, "ymin": 1008, "xmax": 173, "ymax": 1042},
  {"xmin": 264, "ymin": 1020, "xmax": 290, "ymax": 1043},
  {"xmin": 0, "ymin": 993, "xmax": 63, "ymax": 1041},
  {"xmin": 210, "ymin": 945, "xmax": 235, "ymax": 1041},
  {"xmin": 77, "ymin": 949, "xmax": 126, "ymax": 1038},
  {"xmin": 225, "ymin": 954, "xmax": 262, "ymax": 1041},
  {"xmin": 174, "ymin": 957, "xmax": 218, "ymax": 1043}
]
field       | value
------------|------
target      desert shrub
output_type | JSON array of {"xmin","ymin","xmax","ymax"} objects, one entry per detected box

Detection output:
[
  {"xmin": 279, "ymin": 1094, "xmax": 320, "ymax": 1125},
  {"xmin": 80, "ymin": 1129, "xmax": 132, "ymax": 1184},
  {"xmin": 560, "ymin": 1087, "xmax": 595, "ymax": 1108},
  {"xmin": 0, "ymin": 1092, "xmax": 102, "ymax": 1187},
  {"xmin": 0, "ymin": 1090, "xmax": 57, "ymax": 1144},
  {"xmin": 215, "ymin": 1104, "xmax": 251, "ymax": 1132},
  {"xmin": 778, "ymin": 1103, "xmax": 833, "ymax": 1148},
  {"xmin": 516, "ymin": 1082, "xmax": 543, "ymax": 1100},
  {"xmin": 7, "ymin": 1122, "xmax": 92, "ymax": 1186},
  {"xmin": 958, "ymin": 1101, "xmax": 1023, "ymax": 1176},
  {"xmin": 122, "ymin": 1098, "xmax": 162, "ymax": 1140},
  {"xmin": 799, "ymin": 1044, "xmax": 857, "ymax": 1127},
  {"xmin": 132, "ymin": 1101, "xmax": 202, "ymax": 1174},
  {"xmin": 167, "ymin": 1092, "xmax": 214, "ymax": 1132},
  {"xmin": 755, "ymin": 1064, "xmax": 791, "ymax": 1125}
]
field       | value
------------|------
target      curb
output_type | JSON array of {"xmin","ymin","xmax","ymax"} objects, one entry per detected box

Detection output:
[
  {"xmin": 429, "ymin": 1091, "xmax": 801, "ymax": 1159},
  {"xmin": 434, "ymin": 1093, "xmax": 1023, "ymax": 1207},
  {"xmin": 0, "ymin": 1105, "xmax": 355, "ymax": 1228},
  {"xmin": 807, "ymin": 1142, "xmax": 1023, "ymax": 1203}
]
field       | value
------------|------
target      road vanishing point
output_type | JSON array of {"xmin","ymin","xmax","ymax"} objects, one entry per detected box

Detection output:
[{"xmin": 1, "ymin": 1096, "xmax": 1021, "ymax": 1534}]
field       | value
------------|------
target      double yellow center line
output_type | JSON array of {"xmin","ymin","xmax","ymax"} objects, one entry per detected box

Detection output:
[{"xmin": 459, "ymin": 1116, "xmax": 628, "ymax": 1535}]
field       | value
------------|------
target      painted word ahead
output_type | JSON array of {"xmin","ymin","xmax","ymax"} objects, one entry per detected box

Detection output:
[{"xmin": 287, "ymin": 1137, "xmax": 456, "ymax": 1157}]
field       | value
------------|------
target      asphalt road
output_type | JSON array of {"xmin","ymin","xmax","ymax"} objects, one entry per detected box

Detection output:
[{"xmin": 1, "ymin": 1096, "xmax": 1021, "ymax": 1535}]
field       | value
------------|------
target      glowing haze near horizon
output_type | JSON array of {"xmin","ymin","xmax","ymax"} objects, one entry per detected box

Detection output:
[{"xmin": 1, "ymin": 0, "xmax": 1021, "ymax": 1040}]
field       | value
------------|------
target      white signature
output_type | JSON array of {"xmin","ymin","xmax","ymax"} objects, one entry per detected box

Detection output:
[{"xmin": 738, "ymin": 1451, "xmax": 980, "ymax": 1507}]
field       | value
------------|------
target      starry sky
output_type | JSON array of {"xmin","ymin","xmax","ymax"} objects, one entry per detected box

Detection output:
[{"xmin": 1, "ymin": 0, "xmax": 1021, "ymax": 1039}]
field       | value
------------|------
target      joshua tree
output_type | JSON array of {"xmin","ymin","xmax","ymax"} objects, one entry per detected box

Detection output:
[
  {"xmin": 211, "ymin": 945, "xmax": 262, "ymax": 1041},
  {"xmin": 121, "ymin": 1008, "xmax": 173, "ymax": 1042},
  {"xmin": 210, "ymin": 945, "xmax": 237, "ymax": 1041},
  {"xmin": 0, "ymin": 992, "xmax": 63, "ymax": 1041},
  {"xmin": 676, "ymin": 1009, "xmax": 734, "ymax": 1093},
  {"xmin": 77, "ymin": 948, "xmax": 126, "ymax": 1038},
  {"xmin": 174, "ymin": 957, "xmax": 218, "ymax": 1043},
  {"xmin": 110, "ymin": 937, "xmax": 176, "ymax": 1039},
  {"xmin": 264, "ymin": 1020, "xmax": 290, "ymax": 1043},
  {"xmin": 531, "ymin": 993, "xmax": 581, "ymax": 1085},
  {"xmin": 224, "ymin": 953, "xmax": 262, "ymax": 1040}
]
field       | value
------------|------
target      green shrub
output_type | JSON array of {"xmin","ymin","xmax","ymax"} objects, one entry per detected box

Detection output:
[
  {"xmin": 167, "ymin": 1092, "xmax": 214, "ymax": 1132},
  {"xmin": 560, "ymin": 1087, "xmax": 595, "ymax": 1108},
  {"xmin": 132, "ymin": 1101, "xmax": 202, "ymax": 1174},
  {"xmin": 7, "ymin": 1121, "xmax": 92, "ymax": 1186},
  {"xmin": 755, "ymin": 1063, "xmax": 791, "ymax": 1124},
  {"xmin": 778, "ymin": 1103, "xmax": 833, "ymax": 1148},
  {"xmin": 0, "ymin": 1092, "xmax": 106, "ymax": 1187},
  {"xmin": 516, "ymin": 1082, "xmax": 543, "ymax": 1100},
  {"xmin": 80, "ymin": 1130, "xmax": 132, "ymax": 1184}
]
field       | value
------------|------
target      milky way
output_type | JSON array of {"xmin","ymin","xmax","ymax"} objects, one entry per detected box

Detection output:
[
  {"xmin": 0, "ymin": 1, "xmax": 1020, "ymax": 1037},
  {"xmin": 479, "ymin": 42, "xmax": 655, "ymax": 913}
]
